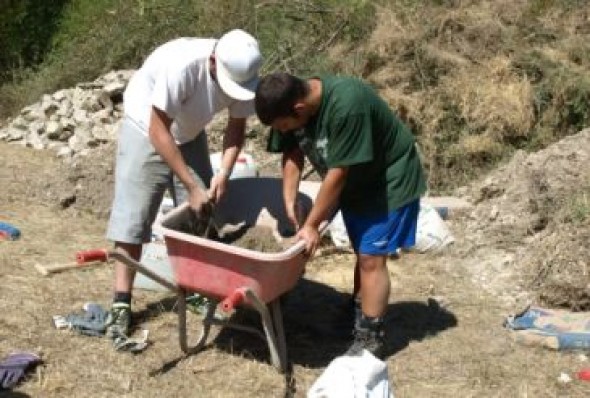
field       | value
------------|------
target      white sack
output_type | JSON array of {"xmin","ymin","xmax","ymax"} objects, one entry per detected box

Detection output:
[{"xmin": 307, "ymin": 350, "xmax": 394, "ymax": 398}]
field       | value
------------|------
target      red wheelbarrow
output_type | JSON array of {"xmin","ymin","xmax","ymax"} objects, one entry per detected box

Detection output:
[{"xmin": 80, "ymin": 177, "xmax": 327, "ymax": 373}]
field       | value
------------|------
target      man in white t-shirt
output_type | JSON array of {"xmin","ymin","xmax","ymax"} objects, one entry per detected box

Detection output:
[{"xmin": 104, "ymin": 29, "xmax": 263, "ymax": 340}]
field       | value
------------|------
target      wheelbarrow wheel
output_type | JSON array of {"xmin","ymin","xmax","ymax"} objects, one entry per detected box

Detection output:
[{"xmin": 177, "ymin": 290, "xmax": 214, "ymax": 354}]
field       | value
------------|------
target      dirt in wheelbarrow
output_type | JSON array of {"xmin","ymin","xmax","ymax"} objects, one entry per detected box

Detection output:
[
  {"xmin": 175, "ymin": 213, "xmax": 286, "ymax": 253},
  {"xmin": 218, "ymin": 226, "xmax": 285, "ymax": 252},
  {"xmin": 3, "ymin": 127, "xmax": 590, "ymax": 398}
]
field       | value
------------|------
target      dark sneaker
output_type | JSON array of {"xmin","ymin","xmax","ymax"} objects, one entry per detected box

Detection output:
[
  {"xmin": 346, "ymin": 327, "xmax": 386, "ymax": 359},
  {"xmin": 105, "ymin": 302, "xmax": 131, "ymax": 339}
]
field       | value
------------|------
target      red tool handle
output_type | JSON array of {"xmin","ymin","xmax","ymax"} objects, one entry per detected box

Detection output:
[
  {"xmin": 76, "ymin": 249, "xmax": 108, "ymax": 264},
  {"xmin": 578, "ymin": 369, "xmax": 590, "ymax": 381}
]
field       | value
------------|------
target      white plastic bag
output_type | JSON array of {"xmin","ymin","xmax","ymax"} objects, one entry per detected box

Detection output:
[
  {"xmin": 328, "ymin": 211, "xmax": 350, "ymax": 248},
  {"xmin": 307, "ymin": 350, "xmax": 394, "ymax": 398},
  {"xmin": 413, "ymin": 203, "xmax": 454, "ymax": 253}
]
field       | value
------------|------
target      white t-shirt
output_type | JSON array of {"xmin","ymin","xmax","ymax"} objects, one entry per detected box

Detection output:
[{"xmin": 123, "ymin": 38, "xmax": 254, "ymax": 144}]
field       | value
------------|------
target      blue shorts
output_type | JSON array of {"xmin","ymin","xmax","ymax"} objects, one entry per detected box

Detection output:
[{"xmin": 342, "ymin": 199, "xmax": 420, "ymax": 255}]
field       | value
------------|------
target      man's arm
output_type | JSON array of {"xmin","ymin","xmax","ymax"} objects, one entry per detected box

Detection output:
[
  {"xmin": 282, "ymin": 146, "xmax": 305, "ymax": 229},
  {"xmin": 298, "ymin": 166, "xmax": 348, "ymax": 255},
  {"xmin": 148, "ymin": 106, "xmax": 209, "ymax": 212},
  {"xmin": 208, "ymin": 116, "xmax": 246, "ymax": 202}
]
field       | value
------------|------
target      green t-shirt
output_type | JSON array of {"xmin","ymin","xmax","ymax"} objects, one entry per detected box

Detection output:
[{"xmin": 267, "ymin": 75, "xmax": 427, "ymax": 214}]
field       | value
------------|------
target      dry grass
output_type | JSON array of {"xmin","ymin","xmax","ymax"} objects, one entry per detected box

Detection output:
[
  {"xmin": 354, "ymin": 0, "xmax": 590, "ymax": 190},
  {"xmin": 446, "ymin": 57, "xmax": 535, "ymax": 139},
  {"xmin": 4, "ymin": 129, "xmax": 590, "ymax": 397}
]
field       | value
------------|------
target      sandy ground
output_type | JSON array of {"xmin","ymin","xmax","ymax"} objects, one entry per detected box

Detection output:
[{"xmin": 1, "ymin": 136, "xmax": 590, "ymax": 397}]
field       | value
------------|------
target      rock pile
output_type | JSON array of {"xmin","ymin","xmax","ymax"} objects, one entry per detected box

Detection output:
[{"xmin": 0, "ymin": 70, "xmax": 134, "ymax": 159}]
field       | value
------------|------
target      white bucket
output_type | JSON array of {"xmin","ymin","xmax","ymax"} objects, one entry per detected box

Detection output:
[
  {"xmin": 210, "ymin": 151, "xmax": 258, "ymax": 179},
  {"xmin": 134, "ymin": 241, "xmax": 174, "ymax": 291}
]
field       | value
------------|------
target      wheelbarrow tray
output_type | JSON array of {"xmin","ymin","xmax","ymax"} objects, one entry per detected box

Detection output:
[
  {"xmin": 92, "ymin": 177, "xmax": 330, "ymax": 372},
  {"xmin": 153, "ymin": 177, "xmax": 322, "ymax": 306}
]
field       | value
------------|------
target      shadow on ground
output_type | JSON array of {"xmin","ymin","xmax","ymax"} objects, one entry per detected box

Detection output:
[
  {"xmin": 212, "ymin": 277, "xmax": 458, "ymax": 368},
  {"xmin": 0, "ymin": 391, "xmax": 31, "ymax": 397},
  {"xmin": 141, "ymin": 277, "xmax": 457, "ymax": 397}
]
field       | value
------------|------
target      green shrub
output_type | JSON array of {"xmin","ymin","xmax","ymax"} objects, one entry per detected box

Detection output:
[
  {"xmin": 561, "ymin": 188, "xmax": 590, "ymax": 224},
  {"xmin": 512, "ymin": 50, "xmax": 590, "ymax": 150},
  {"xmin": 0, "ymin": 0, "xmax": 375, "ymax": 119},
  {"xmin": 0, "ymin": 1, "xmax": 69, "ymax": 83}
]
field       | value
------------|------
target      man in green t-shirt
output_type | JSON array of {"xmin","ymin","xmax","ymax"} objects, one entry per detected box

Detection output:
[{"xmin": 255, "ymin": 73, "xmax": 427, "ymax": 359}]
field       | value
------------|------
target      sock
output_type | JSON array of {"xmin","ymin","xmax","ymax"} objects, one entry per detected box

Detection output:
[
  {"xmin": 113, "ymin": 292, "xmax": 131, "ymax": 305},
  {"xmin": 358, "ymin": 314, "xmax": 384, "ymax": 333}
]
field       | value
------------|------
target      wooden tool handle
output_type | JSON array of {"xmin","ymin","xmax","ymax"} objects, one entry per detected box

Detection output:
[{"xmin": 35, "ymin": 261, "xmax": 99, "ymax": 276}]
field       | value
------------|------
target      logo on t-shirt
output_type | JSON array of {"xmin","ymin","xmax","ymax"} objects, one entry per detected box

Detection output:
[
  {"xmin": 316, "ymin": 137, "xmax": 328, "ymax": 160},
  {"xmin": 294, "ymin": 129, "xmax": 328, "ymax": 177}
]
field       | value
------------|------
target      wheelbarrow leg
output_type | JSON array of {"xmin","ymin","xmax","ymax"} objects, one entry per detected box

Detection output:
[
  {"xmin": 270, "ymin": 299, "xmax": 288, "ymax": 372},
  {"xmin": 177, "ymin": 289, "xmax": 215, "ymax": 354},
  {"xmin": 243, "ymin": 290, "xmax": 285, "ymax": 372}
]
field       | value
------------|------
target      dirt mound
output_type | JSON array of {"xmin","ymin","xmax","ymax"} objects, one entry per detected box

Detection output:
[
  {"xmin": 24, "ymin": 116, "xmax": 279, "ymax": 220},
  {"xmin": 18, "ymin": 126, "xmax": 590, "ymax": 310},
  {"xmin": 462, "ymin": 128, "xmax": 590, "ymax": 308},
  {"xmin": 32, "ymin": 141, "xmax": 117, "ymax": 219}
]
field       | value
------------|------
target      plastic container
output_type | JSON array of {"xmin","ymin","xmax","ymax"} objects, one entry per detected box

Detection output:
[
  {"xmin": 210, "ymin": 151, "xmax": 258, "ymax": 179},
  {"xmin": 134, "ymin": 241, "xmax": 174, "ymax": 291},
  {"xmin": 0, "ymin": 222, "xmax": 21, "ymax": 240}
]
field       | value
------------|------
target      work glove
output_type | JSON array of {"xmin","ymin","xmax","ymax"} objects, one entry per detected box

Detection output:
[
  {"xmin": 0, "ymin": 352, "xmax": 41, "ymax": 389},
  {"xmin": 53, "ymin": 302, "xmax": 108, "ymax": 337},
  {"xmin": 67, "ymin": 302, "xmax": 109, "ymax": 336},
  {"xmin": 186, "ymin": 202, "xmax": 216, "ymax": 238},
  {"xmin": 188, "ymin": 185, "xmax": 212, "ymax": 217},
  {"xmin": 112, "ymin": 330, "xmax": 150, "ymax": 353}
]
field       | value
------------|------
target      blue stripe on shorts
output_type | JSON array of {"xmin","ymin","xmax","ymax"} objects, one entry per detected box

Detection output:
[{"xmin": 342, "ymin": 199, "xmax": 420, "ymax": 255}]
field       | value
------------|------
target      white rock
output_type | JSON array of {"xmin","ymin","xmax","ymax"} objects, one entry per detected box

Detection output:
[
  {"xmin": 52, "ymin": 89, "xmax": 69, "ymax": 102},
  {"xmin": 28, "ymin": 120, "xmax": 44, "ymax": 135},
  {"xmin": 57, "ymin": 146, "xmax": 74, "ymax": 158},
  {"xmin": 104, "ymin": 81, "xmax": 126, "ymax": 96},
  {"xmin": 3, "ymin": 127, "xmax": 25, "ymax": 142},
  {"xmin": 558, "ymin": 372, "xmax": 572, "ymax": 384},
  {"xmin": 25, "ymin": 133, "xmax": 46, "ymax": 150},
  {"xmin": 10, "ymin": 116, "xmax": 29, "ymax": 130},
  {"xmin": 73, "ymin": 109, "xmax": 89, "ymax": 124},
  {"xmin": 41, "ymin": 99, "xmax": 59, "ymax": 117},
  {"xmin": 489, "ymin": 205, "xmax": 499, "ymax": 221},
  {"xmin": 56, "ymin": 99, "xmax": 74, "ymax": 118},
  {"xmin": 45, "ymin": 121, "xmax": 63, "ymax": 139},
  {"xmin": 92, "ymin": 109, "xmax": 113, "ymax": 124}
]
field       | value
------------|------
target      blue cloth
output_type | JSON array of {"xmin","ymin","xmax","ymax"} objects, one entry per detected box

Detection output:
[
  {"xmin": 342, "ymin": 199, "xmax": 419, "ymax": 255},
  {"xmin": 505, "ymin": 306, "xmax": 590, "ymax": 350},
  {"xmin": 0, "ymin": 222, "xmax": 20, "ymax": 240},
  {"xmin": 63, "ymin": 303, "xmax": 108, "ymax": 337}
]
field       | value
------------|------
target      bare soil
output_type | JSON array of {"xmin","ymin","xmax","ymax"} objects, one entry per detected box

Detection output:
[{"xmin": 2, "ymin": 129, "xmax": 590, "ymax": 397}]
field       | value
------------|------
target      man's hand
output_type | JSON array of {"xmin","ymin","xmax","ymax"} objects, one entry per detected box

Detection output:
[
  {"xmin": 286, "ymin": 200, "xmax": 305, "ymax": 231},
  {"xmin": 296, "ymin": 224, "xmax": 320, "ymax": 257},
  {"xmin": 208, "ymin": 169, "xmax": 229, "ymax": 204},
  {"xmin": 188, "ymin": 185, "xmax": 212, "ymax": 217}
]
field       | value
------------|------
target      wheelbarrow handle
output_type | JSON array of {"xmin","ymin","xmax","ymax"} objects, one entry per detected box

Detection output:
[
  {"xmin": 115, "ymin": 249, "xmax": 180, "ymax": 292},
  {"xmin": 76, "ymin": 249, "xmax": 109, "ymax": 264},
  {"xmin": 76, "ymin": 248, "xmax": 178, "ymax": 292}
]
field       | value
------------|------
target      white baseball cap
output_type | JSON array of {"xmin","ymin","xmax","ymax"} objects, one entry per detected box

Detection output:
[{"xmin": 215, "ymin": 29, "xmax": 262, "ymax": 101}]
